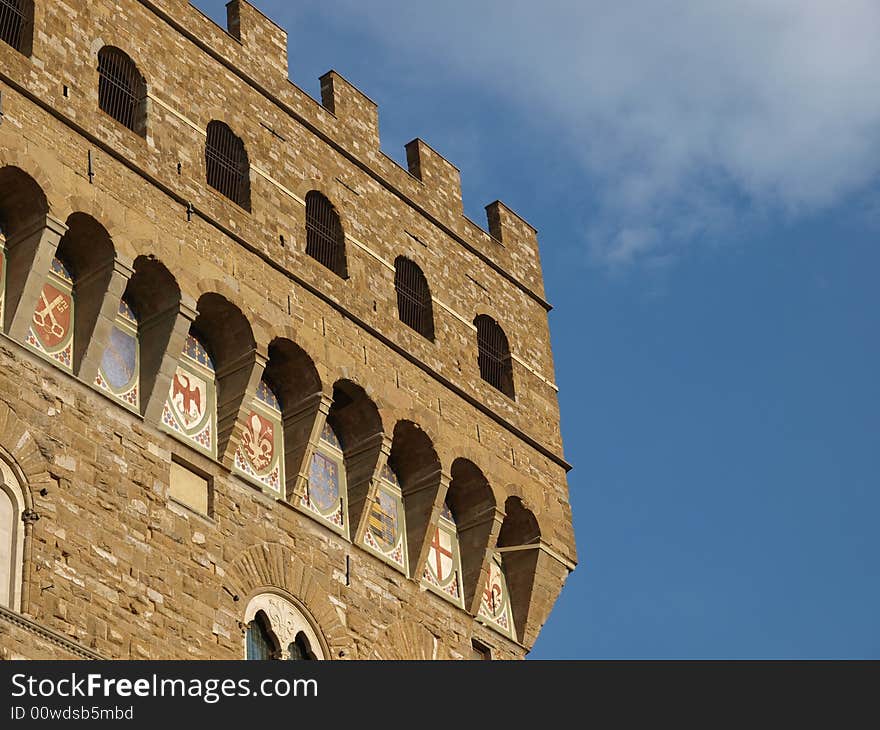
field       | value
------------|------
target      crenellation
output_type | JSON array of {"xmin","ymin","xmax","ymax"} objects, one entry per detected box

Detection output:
[
  {"xmin": 405, "ymin": 138, "xmax": 464, "ymax": 223},
  {"xmin": 319, "ymin": 70, "xmax": 380, "ymax": 155}
]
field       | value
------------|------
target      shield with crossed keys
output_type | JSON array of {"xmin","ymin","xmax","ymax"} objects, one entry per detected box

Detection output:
[{"xmin": 32, "ymin": 282, "xmax": 72, "ymax": 349}]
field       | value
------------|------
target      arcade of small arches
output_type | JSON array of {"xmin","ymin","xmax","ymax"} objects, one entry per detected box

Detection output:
[{"xmin": 0, "ymin": 164, "xmax": 545, "ymax": 647}]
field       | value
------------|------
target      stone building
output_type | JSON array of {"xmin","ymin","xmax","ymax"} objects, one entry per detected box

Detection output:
[{"xmin": 0, "ymin": 0, "xmax": 575, "ymax": 660}]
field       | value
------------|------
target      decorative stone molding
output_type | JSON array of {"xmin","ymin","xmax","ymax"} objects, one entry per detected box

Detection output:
[{"xmin": 244, "ymin": 592, "xmax": 324, "ymax": 660}]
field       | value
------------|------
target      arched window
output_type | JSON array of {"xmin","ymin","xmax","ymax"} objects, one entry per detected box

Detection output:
[
  {"xmin": 474, "ymin": 314, "xmax": 515, "ymax": 399},
  {"xmin": 478, "ymin": 553, "xmax": 515, "ymax": 639},
  {"xmin": 0, "ymin": 0, "xmax": 34, "ymax": 56},
  {"xmin": 394, "ymin": 257, "xmax": 434, "ymax": 340},
  {"xmin": 26, "ymin": 255, "xmax": 74, "ymax": 372},
  {"xmin": 305, "ymin": 191, "xmax": 347, "ymax": 278},
  {"xmin": 422, "ymin": 499, "xmax": 464, "ymax": 606},
  {"xmin": 95, "ymin": 298, "xmax": 139, "ymax": 411},
  {"xmin": 244, "ymin": 593, "xmax": 325, "ymax": 660},
  {"xmin": 0, "ymin": 455, "xmax": 25, "ymax": 611},
  {"xmin": 287, "ymin": 633, "xmax": 316, "ymax": 661},
  {"xmin": 97, "ymin": 47, "xmax": 147, "ymax": 136},
  {"xmin": 245, "ymin": 611, "xmax": 277, "ymax": 660},
  {"xmin": 161, "ymin": 329, "xmax": 217, "ymax": 458},
  {"xmin": 362, "ymin": 462, "xmax": 407, "ymax": 572},
  {"xmin": 302, "ymin": 421, "xmax": 347, "ymax": 533},
  {"xmin": 234, "ymin": 378, "xmax": 284, "ymax": 493},
  {"xmin": 205, "ymin": 121, "xmax": 251, "ymax": 210}
]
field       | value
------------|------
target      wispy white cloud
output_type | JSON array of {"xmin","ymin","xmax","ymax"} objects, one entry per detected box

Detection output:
[{"xmin": 291, "ymin": 0, "xmax": 880, "ymax": 266}]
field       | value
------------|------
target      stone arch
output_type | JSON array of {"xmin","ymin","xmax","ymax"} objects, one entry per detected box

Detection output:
[
  {"xmin": 328, "ymin": 379, "xmax": 384, "ymax": 537},
  {"xmin": 193, "ymin": 292, "xmax": 258, "ymax": 460},
  {"xmin": 0, "ymin": 402, "xmax": 54, "ymax": 615},
  {"xmin": 447, "ymin": 457, "xmax": 500, "ymax": 615},
  {"xmin": 223, "ymin": 542, "xmax": 350, "ymax": 659},
  {"xmin": 497, "ymin": 496, "xmax": 542, "ymax": 643},
  {"xmin": 0, "ymin": 156, "xmax": 56, "ymax": 216},
  {"xmin": 55, "ymin": 212, "xmax": 118, "ymax": 376},
  {"xmin": 120, "ymin": 255, "xmax": 182, "ymax": 415},
  {"xmin": 369, "ymin": 621, "xmax": 449, "ymax": 660},
  {"xmin": 387, "ymin": 420, "xmax": 443, "ymax": 578}
]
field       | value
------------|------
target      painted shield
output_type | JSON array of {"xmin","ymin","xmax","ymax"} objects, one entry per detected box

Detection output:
[
  {"xmin": 308, "ymin": 451, "xmax": 340, "ymax": 513},
  {"xmin": 427, "ymin": 526, "xmax": 455, "ymax": 584},
  {"xmin": 240, "ymin": 411, "xmax": 275, "ymax": 473},
  {"xmin": 368, "ymin": 488, "xmax": 400, "ymax": 551},
  {"xmin": 32, "ymin": 282, "xmax": 72, "ymax": 349},
  {"xmin": 169, "ymin": 367, "xmax": 208, "ymax": 428},
  {"xmin": 99, "ymin": 326, "xmax": 137, "ymax": 389}
]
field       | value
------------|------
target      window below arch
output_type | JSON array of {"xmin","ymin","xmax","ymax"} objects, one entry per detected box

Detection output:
[
  {"xmin": 95, "ymin": 298, "xmax": 139, "ymax": 411},
  {"xmin": 245, "ymin": 611, "xmax": 277, "ymax": 660},
  {"xmin": 422, "ymin": 499, "xmax": 465, "ymax": 607},
  {"xmin": 0, "ymin": 0, "xmax": 34, "ymax": 56},
  {"xmin": 0, "ymin": 455, "xmax": 26, "ymax": 612},
  {"xmin": 234, "ymin": 378, "xmax": 284, "ymax": 494},
  {"xmin": 205, "ymin": 121, "xmax": 251, "ymax": 210},
  {"xmin": 161, "ymin": 330, "xmax": 217, "ymax": 458},
  {"xmin": 394, "ymin": 257, "xmax": 434, "ymax": 340},
  {"xmin": 475, "ymin": 314, "xmax": 515, "ymax": 399},
  {"xmin": 244, "ymin": 593, "xmax": 324, "ymax": 660},
  {"xmin": 305, "ymin": 191, "xmax": 347, "ymax": 278},
  {"xmin": 25, "ymin": 256, "xmax": 74, "ymax": 372},
  {"xmin": 478, "ymin": 553, "xmax": 515, "ymax": 639},
  {"xmin": 301, "ymin": 422, "xmax": 347, "ymax": 534},
  {"xmin": 97, "ymin": 46, "xmax": 147, "ymax": 136},
  {"xmin": 361, "ymin": 462, "xmax": 408, "ymax": 573}
]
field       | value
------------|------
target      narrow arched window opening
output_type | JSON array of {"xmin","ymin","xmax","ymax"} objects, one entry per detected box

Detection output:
[
  {"xmin": 394, "ymin": 257, "xmax": 434, "ymax": 340},
  {"xmin": 245, "ymin": 611, "xmax": 278, "ymax": 660},
  {"xmin": 0, "ymin": 455, "xmax": 26, "ymax": 611},
  {"xmin": 97, "ymin": 47, "xmax": 147, "ymax": 136},
  {"xmin": 205, "ymin": 121, "xmax": 251, "ymax": 210},
  {"xmin": 305, "ymin": 191, "xmax": 347, "ymax": 278},
  {"xmin": 0, "ymin": 0, "xmax": 34, "ymax": 56},
  {"xmin": 286, "ymin": 632, "xmax": 316, "ymax": 661},
  {"xmin": 475, "ymin": 314, "xmax": 515, "ymax": 399}
]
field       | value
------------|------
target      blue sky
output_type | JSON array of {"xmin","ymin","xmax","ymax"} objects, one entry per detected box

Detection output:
[{"xmin": 193, "ymin": 1, "xmax": 880, "ymax": 658}]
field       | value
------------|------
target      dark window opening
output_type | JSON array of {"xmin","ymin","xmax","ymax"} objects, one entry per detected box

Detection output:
[
  {"xmin": 394, "ymin": 257, "xmax": 434, "ymax": 340},
  {"xmin": 245, "ymin": 612, "xmax": 277, "ymax": 660},
  {"xmin": 0, "ymin": 0, "xmax": 33, "ymax": 55},
  {"xmin": 97, "ymin": 47, "xmax": 147, "ymax": 136},
  {"xmin": 305, "ymin": 191, "xmax": 347, "ymax": 278},
  {"xmin": 205, "ymin": 120, "xmax": 251, "ymax": 211},
  {"xmin": 286, "ymin": 632, "xmax": 317, "ymax": 661},
  {"xmin": 475, "ymin": 314, "xmax": 515, "ymax": 399}
]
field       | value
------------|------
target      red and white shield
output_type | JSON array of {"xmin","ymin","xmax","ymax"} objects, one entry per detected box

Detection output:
[
  {"xmin": 169, "ymin": 367, "xmax": 208, "ymax": 428},
  {"xmin": 241, "ymin": 411, "xmax": 275, "ymax": 472},
  {"xmin": 32, "ymin": 282, "xmax": 72, "ymax": 349},
  {"xmin": 428, "ymin": 526, "xmax": 455, "ymax": 583}
]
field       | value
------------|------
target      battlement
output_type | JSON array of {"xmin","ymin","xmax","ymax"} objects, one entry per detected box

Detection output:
[{"xmin": 161, "ymin": 0, "xmax": 547, "ymax": 301}]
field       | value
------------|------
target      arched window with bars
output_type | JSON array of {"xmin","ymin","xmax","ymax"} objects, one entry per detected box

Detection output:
[
  {"xmin": 233, "ymin": 377, "xmax": 284, "ymax": 494},
  {"xmin": 97, "ymin": 47, "xmax": 147, "ymax": 136},
  {"xmin": 394, "ymin": 257, "xmax": 434, "ymax": 340},
  {"xmin": 205, "ymin": 121, "xmax": 251, "ymax": 211},
  {"xmin": 94, "ymin": 298, "xmax": 140, "ymax": 411},
  {"xmin": 474, "ymin": 314, "xmax": 515, "ymax": 399},
  {"xmin": 362, "ymin": 462, "xmax": 408, "ymax": 573},
  {"xmin": 0, "ymin": 0, "xmax": 34, "ymax": 56},
  {"xmin": 305, "ymin": 191, "xmax": 347, "ymax": 278}
]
